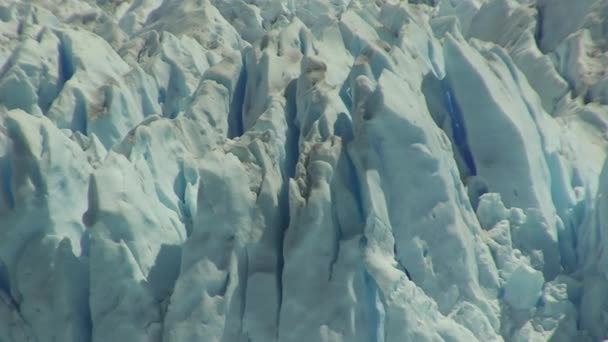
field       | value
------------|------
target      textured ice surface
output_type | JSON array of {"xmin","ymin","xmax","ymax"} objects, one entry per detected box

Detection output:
[{"xmin": 0, "ymin": 0, "xmax": 608, "ymax": 341}]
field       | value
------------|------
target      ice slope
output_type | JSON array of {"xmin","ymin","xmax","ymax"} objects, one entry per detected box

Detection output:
[{"xmin": 0, "ymin": 0, "xmax": 607, "ymax": 341}]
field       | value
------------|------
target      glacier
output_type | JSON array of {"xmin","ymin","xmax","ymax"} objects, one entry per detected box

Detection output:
[{"xmin": 0, "ymin": 0, "xmax": 607, "ymax": 341}]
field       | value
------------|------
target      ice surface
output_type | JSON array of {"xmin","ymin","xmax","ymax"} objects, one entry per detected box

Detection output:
[{"xmin": 0, "ymin": 0, "xmax": 608, "ymax": 341}]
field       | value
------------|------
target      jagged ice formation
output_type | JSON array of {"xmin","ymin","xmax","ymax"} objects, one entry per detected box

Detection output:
[{"xmin": 0, "ymin": 0, "xmax": 608, "ymax": 341}]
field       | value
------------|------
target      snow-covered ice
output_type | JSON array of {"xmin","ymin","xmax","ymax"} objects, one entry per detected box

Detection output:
[{"xmin": 1, "ymin": 0, "xmax": 608, "ymax": 341}]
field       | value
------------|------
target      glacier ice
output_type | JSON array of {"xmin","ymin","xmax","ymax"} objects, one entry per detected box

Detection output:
[{"xmin": 1, "ymin": 0, "xmax": 608, "ymax": 341}]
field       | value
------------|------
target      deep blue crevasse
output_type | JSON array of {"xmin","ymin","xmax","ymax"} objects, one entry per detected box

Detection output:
[
  {"xmin": 442, "ymin": 82, "xmax": 477, "ymax": 176},
  {"xmin": 364, "ymin": 269, "xmax": 386, "ymax": 342}
]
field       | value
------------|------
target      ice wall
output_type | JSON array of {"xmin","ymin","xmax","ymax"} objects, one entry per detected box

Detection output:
[{"xmin": 0, "ymin": 0, "xmax": 607, "ymax": 341}]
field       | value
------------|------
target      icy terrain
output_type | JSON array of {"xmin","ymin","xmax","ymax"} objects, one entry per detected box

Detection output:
[{"xmin": 0, "ymin": 0, "xmax": 607, "ymax": 340}]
